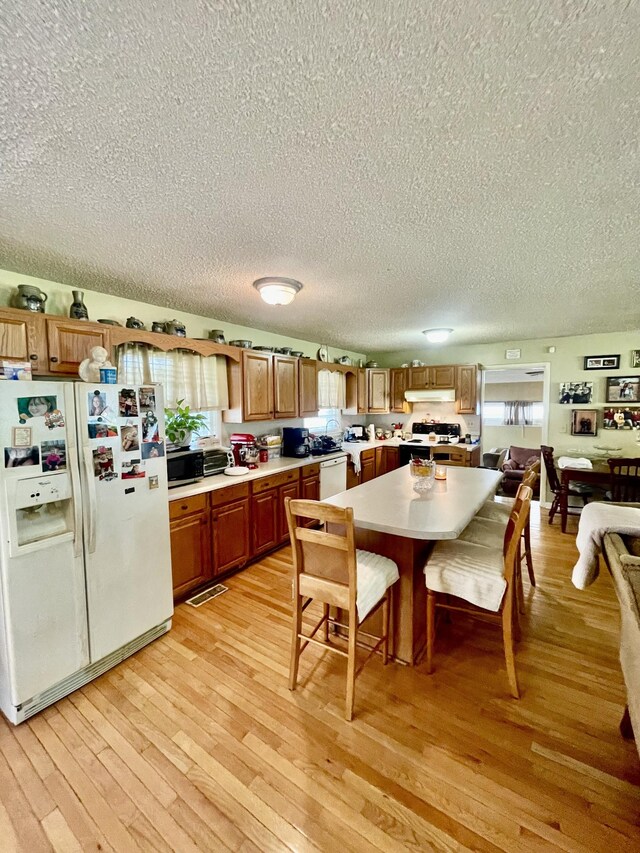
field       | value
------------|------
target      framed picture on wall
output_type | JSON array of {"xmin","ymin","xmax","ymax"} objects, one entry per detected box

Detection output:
[
  {"xmin": 632, "ymin": 350, "xmax": 640, "ymax": 368},
  {"xmin": 606, "ymin": 376, "xmax": 640, "ymax": 403},
  {"xmin": 583, "ymin": 354, "xmax": 620, "ymax": 370},
  {"xmin": 571, "ymin": 409, "xmax": 598, "ymax": 436},
  {"xmin": 559, "ymin": 382, "xmax": 593, "ymax": 404}
]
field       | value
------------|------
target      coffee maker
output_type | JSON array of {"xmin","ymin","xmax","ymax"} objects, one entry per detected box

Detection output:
[
  {"xmin": 282, "ymin": 427, "xmax": 311, "ymax": 458},
  {"xmin": 229, "ymin": 433, "xmax": 258, "ymax": 468}
]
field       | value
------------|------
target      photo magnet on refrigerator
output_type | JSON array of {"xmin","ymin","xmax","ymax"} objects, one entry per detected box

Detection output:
[
  {"xmin": 119, "ymin": 389, "xmax": 138, "ymax": 417},
  {"xmin": 88, "ymin": 422, "xmax": 118, "ymax": 439},
  {"xmin": 122, "ymin": 459, "xmax": 145, "ymax": 479},
  {"xmin": 17, "ymin": 396, "xmax": 57, "ymax": 423},
  {"xmin": 41, "ymin": 440, "xmax": 67, "ymax": 472},
  {"xmin": 139, "ymin": 386, "xmax": 156, "ymax": 412},
  {"xmin": 121, "ymin": 424, "xmax": 140, "ymax": 452},
  {"xmin": 89, "ymin": 390, "xmax": 108, "ymax": 417},
  {"xmin": 92, "ymin": 446, "xmax": 117, "ymax": 481},
  {"xmin": 4, "ymin": 446, "xmax": 40, "ymax": 468},
  {"xmin": 141, "ymin": 440, "xmax": 165, "ymax": 459},
  {"xmin": 142, "ymin": 411, "xmax": 159, "ymax": 442}
]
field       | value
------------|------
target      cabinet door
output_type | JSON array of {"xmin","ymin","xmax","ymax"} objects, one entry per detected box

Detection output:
[
  {"xmin": 278, "ymin": 481, "xmax": 300, "ymax": 543},
  {"xmin": 389, "ymin": 368, "xmax": 407, "ymax": 412},
  {"xmin": 357, "ymin": 368, "xmax": 368, "ymax": 413},
  {"xmin": 299, "ymin": 359, "xmax": 318, "ymax": 416},
  {"xmin": 46, "ymin": 319, "xmax": 110, "ymax": 375},
  {"xmin": 407, "ymin": 367, "xmax": 428, "ymax": 389},
  {"xmin": 252, "ymin": 489, "xmax": 279, "ymax": 555},
  {"xmin": 242, "ymin": 351, "xmax": 273, "ymax": 421},
  {"xmin": 300, "ymin": 472, "xmax": 320, "ymax": 500},
  {"xmin": 367, "ymin": 369, "xmax": 389, "ymax": 413},
  {"xmin": 430, "ymin": 365, "xmax": 456, "ymax": 389},
  {"xmin": 212, "ymin": 497, "xmax": 250, "ymax": 575},
  {"xmin": 0, "ymin": 309, "xmax": 46, "ymax": 374},
  {"xmin": 360, "ymin": 449, "xmax": 376, "ymax": 483},
  {"xmin": 456, "ymin": 365, "xmax": 478, "ymax": 414},
  {"xmin": 378, "ymin": 446, "xmax": 399, "ymax": 476},
  {"xmin": 169, "ymin": 512, "xmax": 212, "ymax": 599},
  {"xmin": 346, "ymin": 460, "xmax": 360, "ymax": 490},
  {"xmin": 273, "ymin": 355, "xmax": 299, "ymax": 418}
]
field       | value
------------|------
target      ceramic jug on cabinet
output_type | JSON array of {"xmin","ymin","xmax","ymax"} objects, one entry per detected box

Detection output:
[{"xmin": 12, "ymin": 284, "xmax": 48, "ymax": 313}]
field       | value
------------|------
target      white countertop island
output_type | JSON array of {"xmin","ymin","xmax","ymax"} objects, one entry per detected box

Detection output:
[
  {"xmin": 324, "ymin": 465, "xmax": 503, "ymax": 664},
  {"xmin": 325, "ymin": 465, "xmax": 502, "ymax": 540}
]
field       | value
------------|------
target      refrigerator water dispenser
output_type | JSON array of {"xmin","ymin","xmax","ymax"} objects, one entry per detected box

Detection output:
[{"xmin": 9, "ymin": 473, "xmax": 74, "ymax": 549}]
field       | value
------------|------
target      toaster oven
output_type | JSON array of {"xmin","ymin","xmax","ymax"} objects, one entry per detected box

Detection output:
[{"xmin": 203, "ymin": 448, "xmax": 233, "ymax": 476}]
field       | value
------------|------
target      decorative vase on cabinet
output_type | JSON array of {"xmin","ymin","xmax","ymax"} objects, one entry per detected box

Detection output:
[{"xmin": 69, "ymin": 290, "xmax": 89, "ymax": 320}]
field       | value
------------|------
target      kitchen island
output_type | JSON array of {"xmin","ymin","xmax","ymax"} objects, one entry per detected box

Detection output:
[{"xmin": 325, "ymin": 465, "xmax": 503, "ymax": 664}]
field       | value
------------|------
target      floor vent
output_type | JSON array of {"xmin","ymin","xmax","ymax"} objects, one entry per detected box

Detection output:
[{"xmin": 186, "ymin": 584, "xmax": 228, "ymax": 608}]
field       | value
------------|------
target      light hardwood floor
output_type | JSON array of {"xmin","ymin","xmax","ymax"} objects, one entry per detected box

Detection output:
[{"xmin": 1, "ymin": 505, "xmax": 639, "ymax": 851}]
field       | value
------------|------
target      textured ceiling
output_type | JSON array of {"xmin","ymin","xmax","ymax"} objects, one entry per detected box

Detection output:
[{"xmin": 1, "ymin": 1, "xmax": 639, "ymax": 352}]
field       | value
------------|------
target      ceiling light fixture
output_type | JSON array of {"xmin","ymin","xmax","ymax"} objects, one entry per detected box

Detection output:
[
  {"xmin": 422, "ymin": 328, "xmax": 453, "ymax": 343},
  {"xmin": 253, "ymin": 277, "xmax": 303, "ymax": 306}
]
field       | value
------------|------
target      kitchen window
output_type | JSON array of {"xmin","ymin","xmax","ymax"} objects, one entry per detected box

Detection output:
[{"xmin": 482, "ymin": 401, "xmax": 543, "ymax": 426}]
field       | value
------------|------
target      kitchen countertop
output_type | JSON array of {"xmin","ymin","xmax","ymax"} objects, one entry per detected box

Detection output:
[
  {"xmin": 168, "ymin": 451, "xmax": 347, "ymax": 500},
  {"xmin": 324, "ymin": 465, "xmax": 502, "ymax": 540},
  {"xmin": 343, "ymin": 438, "xmax": 479, "ymax": 452}
]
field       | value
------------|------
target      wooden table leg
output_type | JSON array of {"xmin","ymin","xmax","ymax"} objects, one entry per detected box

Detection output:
[
  {"xmin": 620, "ymin": 704, "xmax": 635, "ymax": 740},
  {"xmin": 560, "ymin": 482, "xmax": 569, "ymax": 533}
]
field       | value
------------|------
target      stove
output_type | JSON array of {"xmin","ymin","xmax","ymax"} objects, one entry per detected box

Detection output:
[{"xmin": 406, "ymin": 422, "xmax": 461, "ymax": 444}]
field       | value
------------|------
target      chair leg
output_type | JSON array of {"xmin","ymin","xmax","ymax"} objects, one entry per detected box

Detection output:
[
  {"xmin": 381, "ymin": 594, "xmax": 389, "ymax": 665},
  {"xmin": 322, "ymin": 603, "xmax": 330, "ymax": 643},
  {"xmin": 548, "ymin": 494, "xmax": 559, "ymax": 524},
  {"xmin": 289, "ymin": 594, "xmax": 303, "ymax": 691},
  {"xmin": 523, "ymin": 519, "xmax": 535, "ymax": 586},
  {"xmin": 502, "ymin": 591, "xmax": 520, "ymax": 699},
  {"xmin": 516, "ymin": 540, "xmax": 525, "ymax": 616},
  {"xmin": 345, "ymin": 608, "xmax": 358, "ymax": 721},
  {"xmin": 426, "ymin": 588, "xmax": 436, "ymax": 674}
]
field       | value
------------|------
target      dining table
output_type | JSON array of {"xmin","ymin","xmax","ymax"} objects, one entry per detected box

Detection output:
[
  {"xmin": 324, "ymin": 465, "xmax": 503, "ymax": 664},
  {"xmin": 559, "ymin": 459, "xmax": 611, "ymax": 533}
]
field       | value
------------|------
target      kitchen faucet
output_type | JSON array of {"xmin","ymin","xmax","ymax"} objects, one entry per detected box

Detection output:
[{"xmin": 324, "ymin": 418, "xmax": 340, "ymax": 434}]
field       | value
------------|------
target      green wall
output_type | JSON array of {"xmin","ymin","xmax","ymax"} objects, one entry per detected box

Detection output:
[{"xmin": 0, "ymin": 268, "xmax": 365, "ymax": 365}]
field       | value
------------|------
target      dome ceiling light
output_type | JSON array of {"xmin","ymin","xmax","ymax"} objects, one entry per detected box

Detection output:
[
  {"xmin": 422, "ymin": 328, "xmax": 453, "ymax": 343},
  {"xmin": 253, "ymin": 277, "xmax": 303, "ymax": 306}
]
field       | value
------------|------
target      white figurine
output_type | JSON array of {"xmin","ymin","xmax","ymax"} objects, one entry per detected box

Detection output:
[{"xmin": 78, "ymin": 346, "xmax": 114, "ymax": 383}]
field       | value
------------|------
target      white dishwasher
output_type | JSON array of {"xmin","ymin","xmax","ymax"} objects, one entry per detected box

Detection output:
[{"xmin": 319, "ymin": 456, "xmax": 348, "ymax": 499}]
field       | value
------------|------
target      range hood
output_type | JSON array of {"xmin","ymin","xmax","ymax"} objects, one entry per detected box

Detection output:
[{"xmin": 404, "ymin": 388, "xmax": 456, "ymax": 403}]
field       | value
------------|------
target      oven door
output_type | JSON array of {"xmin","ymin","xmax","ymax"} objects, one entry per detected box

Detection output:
[{"xmin": 399, "ymin": 444, "xmax": 432, "ymax": 466}]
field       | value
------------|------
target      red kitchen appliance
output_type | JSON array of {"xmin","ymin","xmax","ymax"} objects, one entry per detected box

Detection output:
[{"xmin": 230, "ymin": 433, "xmax": 258, "ymax": 468}]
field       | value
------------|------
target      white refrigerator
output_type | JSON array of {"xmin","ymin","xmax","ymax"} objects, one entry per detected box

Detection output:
[{"xmin": 0, "ymin": 380, "xmax": 173, "ymax": 724}]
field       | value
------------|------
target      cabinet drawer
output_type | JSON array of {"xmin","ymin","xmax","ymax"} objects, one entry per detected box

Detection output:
[
  {"xmin": 252, "ymin": 468, "xmax": 299, "ymax": 494},
  {"xmin": 210, "ymin": 482, "xmax": 250, "ymax": 506},
  {"xmin": 169, "ymin": 493, "xmax": 208, "ymax": 519},
  {"xmin": 447, "ymin": 450, "xmax": 467, "ymax": 465},
  {"xmin": 301, "ymin": 462, "xmax": 320, "ymax": 479}
]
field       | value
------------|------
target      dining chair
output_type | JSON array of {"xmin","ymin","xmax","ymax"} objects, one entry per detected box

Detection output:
[
  {"xmin": 608, "ymin": 458, "xmax": 640, "ymax": 503},
  {"xmin": 285, "ymin": 497, "xmax": 399, "ymax": 721},
  {"xmin": 541, "ymin": 444, "xmax": 592, "ymax": 525},
  {"xmin": 476, "ymin": 460, "xmax": 540, "ymax": 589},
  {"xmin": 424, "ymin": 484, "xmax": 533, "ymax": 698}
]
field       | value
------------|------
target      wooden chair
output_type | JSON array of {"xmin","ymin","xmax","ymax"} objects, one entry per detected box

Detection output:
[
  {"xmin": 424, "ymin": 484, "xmax": 533, "ymax": 698},
  {"xmin": 476, "ymin": 459, "xmax": 540, "ymax": 589},
  {"xmin": 608, "ymin": 459, "xmax": 640, "ymax": 503},
  {"xmin": 541, "ymin": 444, "xmax": 592, "ymax": 525},
  {"xmin": 285, "ymin": 498, "xmax": 399, "ymax": 721}
]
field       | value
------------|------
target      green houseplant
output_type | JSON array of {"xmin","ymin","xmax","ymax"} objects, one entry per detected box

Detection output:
[{"xmin": 164, "ymin": 399, "xmax": 208, "ymax": 448}]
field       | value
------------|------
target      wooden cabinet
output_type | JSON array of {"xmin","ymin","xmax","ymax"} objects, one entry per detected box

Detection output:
[
  {"xmin": 367, "ymin": 369, "xmax": 389, "ymax": 413},
  {"xmin": 300, "ymin": 462, "xmax": 320, "ymax": 502},
  {"xmin": 46, "ymin": 318, "xmax": 110, "ymax": 375},
  {"xmin": 456, "ymin": 365, "xmax": 479, "ymax": 414},
  {"xmin": 0, "ymin": 308, "xmax": 47, "ymax": 373},
  {"xmin": 242, "ymin": 350, "xmax": 273, "ymax": 421},
  {"xmin": 407, "ymin": 365, "xmax": 455, "ymax": 390},
  {"xmin": 389, "ymin": 368, "xmax": 406, "ymax": 412},
  {"xmin": 360, "ymin": 448, "xmax": 376, "ymax": 483},
  {"xmin": 357, "ymin": 368, "xmax": 368, "ymax": 413},
  {"xmin": 377, "ymin": 446, "xmax": 400, "ymax": 477},
  {"xmin": 278, "ymin": 481, "xmax": 300, "ymax": 542},
  {"xmin": 273, "ymin": 355, "xmax": 298, "ymax": 418},
  {"xmin": 298, "ymin": 359, "xmax": 318, "ymax": 417},
  {"xmin": 211, "ymin": 483, "xmax": 250, "ymax": 575},
  {"xmin": 169, "ymin": 494, "xmax": 212, "ymax": 598},
  {"xmin": 252, "ymin": 469, "xmax": 300, "ymax": 554}
]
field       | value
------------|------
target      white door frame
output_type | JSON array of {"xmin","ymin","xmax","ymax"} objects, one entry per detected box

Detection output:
[{"xmin": 480, "ymin": 362, "xmax": 551, "ymax": 505}]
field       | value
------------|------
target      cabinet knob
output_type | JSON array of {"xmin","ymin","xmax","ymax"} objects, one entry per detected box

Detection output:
[
  {"xmin": 29, "ymin": 354, "xmax": 38, "ymax": 361},
  {"xmin": 181, "ymin": 504, "xmax": 188, "ymax": 510},
  {"xmin": 50, "ymin": 356, "xmax": 58, "ymax": 363}
]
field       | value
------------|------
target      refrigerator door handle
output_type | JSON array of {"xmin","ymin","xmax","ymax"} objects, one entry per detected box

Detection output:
[
  {"xmin": 83, "ymin": 448, "xmax": 98, "ymax": 554},
  {"xmin": 69, "ymin": 446, "xmax": 83, "ymax": 558}
]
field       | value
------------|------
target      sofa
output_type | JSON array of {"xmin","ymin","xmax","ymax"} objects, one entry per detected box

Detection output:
[
  {"xmin": 500, "ymin": 446, "xmax": 540, "ymax": 497},
  {"xmin": 602, "ymin": 529, "xmax": 640, "ymax": 756}
]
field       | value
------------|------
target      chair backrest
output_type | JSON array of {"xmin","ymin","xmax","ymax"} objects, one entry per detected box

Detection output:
[
  {"xmin": 502, "ymin": 484, "xmax": 533, "ymax": 584},
  {"xmin": 285, "ymin": 498, "xmax": 357, "ymax": 611},
  {"xmin": 505, "ymin": 446, "xmax": 540, "ymax": 470},
  {"xmin": 522, "ymin": 459, "xmax": 541, "ymax": 490},
  {"xmin": 608, "ymin": 458, "xmax": 640, "ymax": 502},
  {"xmin": 482, "ymin": 448, "xmax": 508, "ymax": 469},
  {"xmin": 540, "ymin": 445, "xmax": 560, "ymax": 493}
]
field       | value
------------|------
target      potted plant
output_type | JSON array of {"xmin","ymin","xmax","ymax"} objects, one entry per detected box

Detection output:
[{"xmin": 164, "ymin": 399, "xmax": 207, "ymax": 448}]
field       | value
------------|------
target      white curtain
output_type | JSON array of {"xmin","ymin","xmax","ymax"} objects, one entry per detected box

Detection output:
[
  {"xmin": 117, "ymin": 344, "xmax": 229, "ymax": 411},
  {"xmin": 317, "ymin": 369, "xmax": 346, "ymax": 409},
  {"xmin": 503, "ymin": 401, "xmax": 533, "ymax": 426}
]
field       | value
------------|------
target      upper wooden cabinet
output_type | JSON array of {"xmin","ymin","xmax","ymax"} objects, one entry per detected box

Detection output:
[
  {"xmin": 389, "ymin": 368, "xmax": 406, "ymax": 413},
  {"xmin": 357, "ymin": 368, "xmax": 368, "ymax": 413},
  {"xmin": 273, "ymin": 355, "xmax": 298, "ymax": 418},
  {"xmin": 407, "ymin": 365, "xmax": 456, "ymax": 390},
  {"xmin": 0, "ymin": 308, "xmax": 47, "ymax": 373},
  {"xmin": 46, "ymin": 318, "xmax": 111, "ymax": 375},
  {"xmin": 299, "ymin": 359, "xmax": 318, "ymax": 417},
  {"xmin": 367, "ymin": 368, "xmax": 389, "ymax": 413},
  {"xmin": 456, "ymin": 364, "xmax": 479, "ymax": 414},
  {"xmin": 242, "ymin": 350, "xmax": 274, "ymax": 421}
]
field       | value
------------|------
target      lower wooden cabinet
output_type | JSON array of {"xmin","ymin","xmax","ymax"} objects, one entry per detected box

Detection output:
[
  {"xmin": 211, "ymin": 497, "xmax": 250, "ymax": 574},
  {"xmin": 252, "ymin": 489, "xmax": 279, "ymax": 555},
  {"xmin": 169, "ymin": 495, "xmax": 212, "ymax": 599},
  {"xmin": 299, "ymin": 462, "xmax": 320, "ymax": 527},
  {"xmin": 360, "ymin": 448, "xmax": 376, "ymax": 483},
  {"xmin": 377, "ymin": 445, "xmax": 399, "ymax": 476},
  {"xmin": 278, "ymin": 481, "xmax": 300, "ymax": 542}
]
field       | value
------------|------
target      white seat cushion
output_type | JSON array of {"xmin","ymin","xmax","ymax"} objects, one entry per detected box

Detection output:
[
  {"xmin": 476, "ymin": 499, "xmax": 513, "ymax": 521},
  {"xmin": 458, "ymin": 516, "xmax": 506, "ymax": 548},
  {"xmin": 356, "ymin": 549, "xmax": 399, "ymax": 621},
  {"xmin": 425, "ymin": 540, "xmax": 506, "ymax": 612}
]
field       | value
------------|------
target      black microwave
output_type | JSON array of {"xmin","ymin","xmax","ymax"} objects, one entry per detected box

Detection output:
[{"xmin": 167, "ymin": 448, "xmax": 204, "ymax": 488}]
